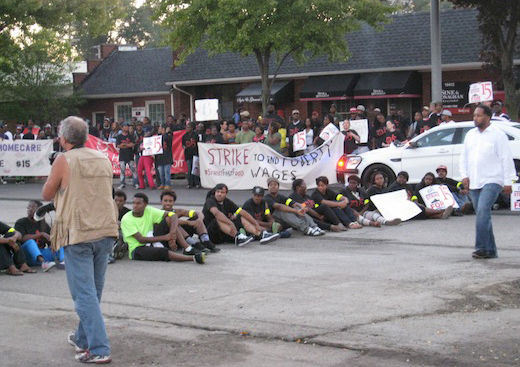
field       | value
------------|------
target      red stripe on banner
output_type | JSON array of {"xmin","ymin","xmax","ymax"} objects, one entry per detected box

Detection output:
[
  {"xmin": 353, "ymin": 94, "xmax": 421, "ymax": 100},
  {"xmin": 171, "ymin": 130, "xmax": 188, "ymax": 174}
]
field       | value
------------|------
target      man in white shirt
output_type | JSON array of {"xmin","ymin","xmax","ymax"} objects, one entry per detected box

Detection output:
[{"xmin": 460, "ymin": 104, "xmax": 517, "ymax": 259}]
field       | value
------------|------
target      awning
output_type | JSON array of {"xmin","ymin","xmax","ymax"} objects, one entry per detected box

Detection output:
[
  {"xmin": 299, "ymin": 74, "xmax": 358, "ymax": 101},
  {"xmin": 353, "ymin": 71, "xmax": 421, "ymax": 99},
  {"xmin": 236, "ymin": 80, "xmax": 292, "ymax": 104}
]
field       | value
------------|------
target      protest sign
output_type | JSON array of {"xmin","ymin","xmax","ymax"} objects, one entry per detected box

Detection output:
[
  {"xmin": 419, "ymin": 184, "xmax": 459, "ymax": 210},
  {"xmin": 195, "ymin": 99, "xmax": 219, "ymax": 121},
  {"xmin": 469, "ymin": 81, "xmax": 493, "ymax": 104},
  {"xmin": 370, "ymin": 189, "xmax": 422, "ymax": 221},
  {"xmin": 293, "ymin": 130, "xmax": 306, "ymax": 152},
  {"xmin": 349, "ymin": 119, "xmax": 369, "ymax": 143},
  {"xmin": 0, "ymin": 140, "xmax": 53, "ymax": 176},
  {"xmin": 132, "ymin": 107, "xmax": 146, "ymax": 121},
  {"xmin": 511, "ymin": 183, "xmax": 520, "ymax": 211},
  {"xmin": 319, "ymin": 123, "xmax": 339, "ymax": 141},
  {"xmin": 198, "ymin": 132, "xmax": 344, "ymax": 190},
  {"xmin": 170, "ymin": 130, "xmax": 188, "ymax": 174},
  {"xmin": 142, "ymin": 136, "xmax": 163, "ymax": 156}
]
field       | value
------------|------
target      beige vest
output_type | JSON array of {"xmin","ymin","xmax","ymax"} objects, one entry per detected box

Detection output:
[{"xmin": 50, "ymin": 148, "xmax": 118, "ymax": 250}]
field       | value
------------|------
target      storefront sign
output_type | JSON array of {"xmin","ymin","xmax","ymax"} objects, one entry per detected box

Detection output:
[
  {"xmin": 371, "ymin": 89, "xmax": 386, "ymax": 96},
  {"xmin": 315, "ymin": 91, "xmax": 330, "ymax": 98},
  {"xmin": 0, "ymin": 140, "xmax": 52, "ymax": 176},
  {"xmin": 198, "ymin": 133, "xmax": 344, "ymax": 190},
  {"xmin": 442, "ymin": 82, "xmax": 470, "ymax": 114}
]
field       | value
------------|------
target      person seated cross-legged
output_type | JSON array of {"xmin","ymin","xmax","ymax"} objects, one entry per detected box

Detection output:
[
  {"xmin": 0, "ymin": 222, "xmax": 35, "ymax": 275},
  {"xmin": 242, "ymin": 186, "xmax": 282, "ymax": 244},
  {"xmin": 121, "ymin": 193, "xmax": 206, "ymax": 264}
]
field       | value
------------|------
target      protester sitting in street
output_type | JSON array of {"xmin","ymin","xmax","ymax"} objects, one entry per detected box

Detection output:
[
  {"xmin": 242, "ymin": 186, "xmax": 283, "ymax": 243},
  {"xmin": 412, "ymin": 172, "xmax": 454, "ymax": 219},
  {"xmin": 202, "ymin": 183, "xmax": 256, "ymax": 246},
  {"xmin": 435, "ymin": 165, "xmax": 471, "ymax": 214},
  {"xmin": 339, "ymin": 175, "xmax": 381, "ymax": 228},
  {"xmin": 157, "ymin": 190, "xmax": 221, "ymax": 253},
  {"xmin": 112, "ymin": 190, "xmax": 130, "ymax": 261},
  {"xmin": 363, "ymin": 172, "xmax": 402, "ymax": 226},
  {"xmin": 0, "ymin": 221, "xmax": 35, "ymax": 275},
  {"xmin": 290, "ymin": 179, "xmax": 346, "ymax": 232},
  {"xmin": 264, "ymin": 178, "xmax": 324, "ymax": 236},
  {"xmin": 15, "ymin": 200, "xmax": 63, "ymax": 271},
  {"xmin": 121, "ymin": 193, "xmax": 205, "ymax": 263},
  {"xmin": 311, "ymin": 176, "xmax": 362, "ymax": 229}
]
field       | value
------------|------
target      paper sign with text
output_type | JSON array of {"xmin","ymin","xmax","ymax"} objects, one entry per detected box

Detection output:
[
  {"xmin": 199, "ymin": 133, "xmax": 344, "ymax": 190},
  {"xmin": 142, "ymin": 136, "xmax": 163, "ymax": 156},
  {"xmin": 469, "ymin": 82, "xmax": 493, "ymax": 104},
  {"xmin": 319, "ymin": 123, "xmax": 339, "ymax": 141},
  {"xmin": 419, "ymin": 184, "xmax": 459, "ymax": 210},
  {"xmin": 511, "ymin": 183, "xmax": 520, "ymax": 211},
  {"xmin": 349, "ymin": 119, "xmax": 369, "ymax": 143},
  {"xmin": 195, "ymin": 99, "xmax": 219, "ymax": 121},
  {"xmin": 293, "ymin": 130, "xmax": 306, "ymax": 152},
  {"xmin": 370, "ymin": 189, "xmax": 422, "ymax": 221}
]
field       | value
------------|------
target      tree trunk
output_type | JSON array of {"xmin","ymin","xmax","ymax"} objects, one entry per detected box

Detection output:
[{"xmin": 255, "ymin": 49, "xmax": 272, "ymax": 117}]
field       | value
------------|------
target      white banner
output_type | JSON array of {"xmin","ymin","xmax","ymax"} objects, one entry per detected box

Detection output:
[
  {"xmin": 419, "ymin": 184, "xmax": 459, "ymax": 210},
  {"xmin": 199, "ymin": 133, "xmax": 344, "ymax": 190},
  {"xmin": 349, "ymin": 119, "xmax": 369, "ymax": 143},
  {"xmin": 371, "ymin": 189, "xmax": 422, "ymax": 221},
  {"xmin": 511, "ymin": 183, "xmax": 520, "ymax": 211},
  {"xmin": 195, "ymin": 99, "xmax": 219, "ymax": 121},
  {"xmin": 469, "ymin": 81, "xmax": 493, "ymax": 104},
  {"xmin": 319, "ymin": 123, "xmax": 339, "ymax": 141},
  {"xmin": 0, "ymin": 140, "xmax": 53, "ymax": 176},
  {"xmin": 142, "ymin": 136, "xmax": 163, "ymax": 156}
]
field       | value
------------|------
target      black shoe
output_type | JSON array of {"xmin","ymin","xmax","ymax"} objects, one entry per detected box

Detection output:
[
  {"xmin": 108, "ymin": 255, "xmax": 116, "ymax": 264},
  {"xmin": 472, "ymin": 250, "xmax": 496, "ymax": 259},
  {"xmin": 452, "ymin": 210, "xmax": 463, "ymax": 217},
  {"xmin": 202, "ymin": 240, "xmax": 221, "ymax": 253},
  {"xmin": 183, "ymin": 247, "xmax": 201, "ymax": 256},
  {"xmin": 193, "ymin": 252, "xmax": 206, "ymax": 264},
  {"xmin": 192, "ymin": 242, "xmax": 208, "ymax": 252}
]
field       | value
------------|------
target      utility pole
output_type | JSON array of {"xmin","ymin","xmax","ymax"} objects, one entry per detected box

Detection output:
[{"xmin": 430, "ymin": 0, "xmax": 442, "ymax": 103}]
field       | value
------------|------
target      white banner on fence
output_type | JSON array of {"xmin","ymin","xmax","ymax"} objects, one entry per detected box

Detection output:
[
  {"xmin": 0, "ymin": 140, "xmax": 53, "ymax": 176},
  {"xmin": 419, "ymin": 184, "xmax": 459, "ymax": 210},
  {"xmin": 349, "ymin": 119, "xmax": 369, "ymax": 143},
  {"xmin": 198, "ymin": 133, "xmax": 344, "ymax": 190},
  {"xmin": 142, "ymin": 136, "xmax": 163, "ymax": 156},
  {"xmin": 511, "ymin": 183, "xmax": 520, "ymax": 211},
  {"xmin": 370, "ymin": 189, "xmax": 422, "ymax": 222}
]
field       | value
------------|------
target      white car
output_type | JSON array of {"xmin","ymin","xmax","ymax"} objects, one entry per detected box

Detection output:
[{"xmin": 337, "ymin": 119, "xmax": 520, "ymax": 186}]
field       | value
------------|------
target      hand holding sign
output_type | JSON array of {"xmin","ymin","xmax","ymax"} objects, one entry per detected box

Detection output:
[
  {"xmin": 319, "ymin": 123, "xmax": 339, "ymax": 141},
  {"xmin": 142, "ymin": 136, "xmax": 163, "ymax": 156},
  {"xmin": 469, "ymin": 82, "xmax": 493, "ymax": 104},
  {"xmin": 292, "ymin": 130, "xmax": 306, "ymax": 152}
]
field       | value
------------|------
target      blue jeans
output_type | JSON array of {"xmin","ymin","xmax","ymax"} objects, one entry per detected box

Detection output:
[
  {"xmin": 469, "ymin": 183, "xmax": 502, "ymax": 257},
  {"xmin": 453, "ymin": 192, "xmax": 469, "ymax": 209},
  {"xmin": 119, "ymin": 160, "xmax": 137, "ymax": 186},
  {"xmin": 21, "ymin": 239, "xmax": 64, "ymax": 266},
  {"xmin": 64, "ymin": 238, "xmax": 112, "ymax": 356},
  {"xmin": 157, "ymin": 164, "xmax": 172, "ymax": 187}
]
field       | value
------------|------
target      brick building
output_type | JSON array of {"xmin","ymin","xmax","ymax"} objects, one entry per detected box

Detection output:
[{"xmin": 77, "ymin": 8, "xmax": 516, "ymax": 125}]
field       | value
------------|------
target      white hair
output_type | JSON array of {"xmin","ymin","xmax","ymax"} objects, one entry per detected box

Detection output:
[{"xmin": 59, "ymin": 116, "xmax": 88, "ymax": 146}]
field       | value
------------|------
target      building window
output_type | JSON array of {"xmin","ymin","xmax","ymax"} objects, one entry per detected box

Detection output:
[
  {"xmin": 114, "ymin": 102, "xmax": 132, "ymax": 123},
  {"xmin": 146, "ymin": 101, "xmax": 165, "ymax": 125}
]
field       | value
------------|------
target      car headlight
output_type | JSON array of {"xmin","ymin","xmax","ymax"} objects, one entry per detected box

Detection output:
[{"xmin": 346, "ymin": 156, "xmax": 362, "ymax": 170}]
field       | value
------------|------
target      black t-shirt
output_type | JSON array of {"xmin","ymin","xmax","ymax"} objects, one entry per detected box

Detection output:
[
  {"xmin": 437, "ymin": 177, "xmax": 461, "ymax": 193},
  {"xmin": 340, "ymin": 186, "xmax": 368, "ymax": 211},
  {"xmin": 370, "ymin": 123, "xmax": 387, "ymax": 148},
  {"xmin": 382, "ymin": 130, "xmax": 405, "ymax": 146},
  {"xmin": 182, "ymin": 131, "xmax": 198, "ymax": 159},
  {"xmin": 287, "ymin": 120, "xmax": 305, "ymax": 141},
  {"xmin": 289, "ymin": 192, "xmax": 316, "ymax": 209},
  {"xmin": 243, "ymin": 198, "xmax": 270, "ymax": 222},
  {"xmin": 134, "ymin": 130, "xmax": 145, "ymax": 155},
  {"xmin": 22, "ymin": 132, "xmax": 35, "ymax": 140},
  {"xmin": 155, "ymin": 133, "xmax": 173, "ymax": 165},
  {"xmin": 204, "ymin": 133, "xmax": 224, "ymax": 144},
  {"xmin": 386, "ymin": 181, "xmax": 413, "ymax": 198},
  {"xmin": 417, "ymin": 119, "xmax": 436, "ymax": 134},
  {"xmin": 202, "ymin": 197, "xmax": 239, "ymax": 224},
  {"xmin": 263, "ymin": 112, "xmax": 286, "ymax": 129},
  {"xmin": 0, "ymin": 221, "xmax": 13, "ymax": 236},
  {"xmin": 101, "ymin": 127, "xmax": 111, "ymax": 141},
  {"xmin": 342, "ymin": 129, "xmax": 359, "ymax": 154},
  {"xmin": 88, "ymin": 126, "xmax": 100, "ymax": 138},
  {"xmin": 264, "ymin": 193, "xmax": 294, "ymax": 212},
  {"xmin": 428, "ymin": 113, "xmax": 442, "ymax": 126},
  {"xmin": 14, "ymin": 217, "xmax": 51, "ymax": 236},
  {"xmin": 311, "ymin": 188, "xmax": 339, "ymax": 206},
  {"xmin": 118, "ymin": 206, "xmax": 131, "ymax": 222},
  {"xmin": 116, "ymin": 133, "xmax": 135, "ymax": 162}
]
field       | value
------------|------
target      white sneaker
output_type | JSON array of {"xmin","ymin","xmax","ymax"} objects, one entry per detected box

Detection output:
[
  {"xmin": 235, "ymin": 233, "xmax": 254, "ymax": 247},
  {"xmin": 41, "ymin": 261, "xmax": 56, "ymax": 272},
  {"xmin": 118, "ymin": 184, "xmax": 126, "ymax": 189}
]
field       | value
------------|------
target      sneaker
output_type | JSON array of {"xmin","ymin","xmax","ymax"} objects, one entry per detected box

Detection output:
[
  {"xmin": 118, "ymin": 184, "xmax": 125, "ymax": 190},
  {"xmin": 67, "ymin": 331, "xmax": 86, "ymax": 353},
  {"xmin": 193, "ymin": 252, "xmax": 206, "ymax": 264},
  {"xmin": 259, "ymin": 231, "xmax": 280, "ymax": 244},
  {"xmin": 202, "ymin": 241, "xmax": 221, "ymax": 253},
  {"xmin": 235, "ymin": 233, "xmax": 254, "ymax": 247},
  {"xmin": 385, "ymin": 218, "xmax": 402, "ymax": 226},
  {"xmin": 441, "ymin": 205, "xmax": 453, "ymax": 219},
  {"xmin": 192, "ymin": 242, "xmax": 208, "ymax": 252},
  {"xmin": 472, "ymin": 250, "xmax": 497, "ymax": 259},
  {"xmin": 75, "ymin": 351, "xmax": 112, "ymax": 364},
  {"xmin": 113, "ymin": 241, "xmax": 127, "ymax": 260},
  {"xmin": 492, "ymin": 203, "xmax": 500, "ymax": 210},
  {"xmin": 183, "ymin": 247, "xmax": 201, "ymax": 256},
  {"xmin": 56, "ymin": 261, "xmax": 65, "ymax": 270},
  {"xmin": 134, "ymin": 184, "xmax": 139, "ymax": 189},
  {"xmin": 41, "ymin": 261, "xmax": 55, "ymax": 272},
  {"xmin": 304, "ymin": 227, "xmax": 314, "ymax": 236},
  {"xmin": 279, "ymin": 228, "xmax": 292, "ymax": 238},
  {"xmin": 107, "ymin": 255, "xmax": 116, "ymax": 264}
]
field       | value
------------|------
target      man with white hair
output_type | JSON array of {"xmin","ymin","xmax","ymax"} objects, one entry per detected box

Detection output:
[
  {"xmin": 441, "ymin": 110, "xmax": 455, "ymax": 124},
  {"xmin": 42, "ymin": 116, "xmax": 118, "ymax": 363}
]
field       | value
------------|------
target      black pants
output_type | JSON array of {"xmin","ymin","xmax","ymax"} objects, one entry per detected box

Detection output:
[
  {"xmin": 132, "ymin": 246, "xmax": 170, "ymax": 261},
  {"xmin": 332, "ymin": 207, "xmax": 357, "ymax": 226},
  {"xmin": 0, "ymin": 244, "xmax": 27, "ymax": 269},
  {"xmin": 205, "ymin": 217, "xmax": 242, "ymax": 244},
  {"xmin": 311, "ymin": 204, "xmax": 343, "ymax": 230}
]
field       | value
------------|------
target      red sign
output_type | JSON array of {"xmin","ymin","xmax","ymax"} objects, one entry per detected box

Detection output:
[{"xmin": 85, "ymin": 130, "xmax": 188, "ymax": 176}]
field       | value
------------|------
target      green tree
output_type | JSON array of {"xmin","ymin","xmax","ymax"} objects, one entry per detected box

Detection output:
[
  {"xmin": 115, "ymin": 2, "xmax": 166, "ymax": 48},
  {"xmin": 151, "ymin": 0, "xmax": 395, "ymax": 114},
  {"xmin": 451, "ymin": 0, "xmax": 520, "ymax": 120}
]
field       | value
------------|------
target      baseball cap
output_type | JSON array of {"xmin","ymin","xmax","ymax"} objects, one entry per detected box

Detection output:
[
  {"xmin": 252, "ymin": 186, "xmax": 265, "ymax": 195},
  {"xmin": 240, "ymin": 110, "xmax": 250, "ymax": 118},
  {"xmin": 356, "ymin": 105, "xmax": 365, "ymax": 112},
  {"xmin": 441, "ymin": 110, "xmax": 452, "ymax": 117},
  {"xmin": 436, "ymin": 165, "xmax": 448, "ymax": 172},
  {"xmin": 349, "ymin": 107, "xmax": 359, "ymax": 114},
  {"xmin": 373, "ymin": 108, "xmax": 381, "ymax": 113},
  {"xmin": 422, "ymin": 106, "xmax": 430, "ymax": 111}
]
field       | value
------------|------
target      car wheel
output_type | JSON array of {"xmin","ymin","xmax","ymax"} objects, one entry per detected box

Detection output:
[{"xmin": 361, "ymin": 164, "xmax": 396, "ymax": 188}]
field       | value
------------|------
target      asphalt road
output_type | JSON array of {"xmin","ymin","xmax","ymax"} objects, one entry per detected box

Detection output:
[{"xmin": 0, "ymin": 180, "xmax": 519, "ymax": 366}]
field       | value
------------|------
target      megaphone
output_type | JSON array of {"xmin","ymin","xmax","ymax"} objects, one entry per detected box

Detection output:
[{"xmin": 34, "ymin": 202, "xmax": 55, "ymax": 221}]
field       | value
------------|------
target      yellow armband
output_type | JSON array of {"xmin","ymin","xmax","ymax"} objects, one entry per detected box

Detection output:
[
  {"xmin": 285, "ymin": 198, "xmax": 293, "ymax": 206},
  {"xmin": 411, "ymin": 195, "xmax": 418, "ymax": 201},
  {"xmin": 456, "ymin": 182, "xmax": 463, "ymax": 189},
  {"xmin": 235, "ymin": 207, "xmax": 242, "ymax": 215},
  {"xmin": 167, "ymin": 211, "xmax": 175, "ymax": 217},
  {"xmin": 364, "ymin": 199, "xmax": 370, "ymax": 205},
  {"xmin": 188, "ymin": 210, "xmax": 196, "ymax": 218},
  {"xmin": 264, "ymin": 208, "xmax": 271, "ymax": 215},
  {"xmin": 314, "ymin": 203, "xmax": 319, "ymax": 208},
  {"xmin": 8, "ymin": 228, "xmax": 15, "ymax": 233},
  {"xmin": 336, "ymin": 194, "xmax": 343, "ymax": 201}
]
